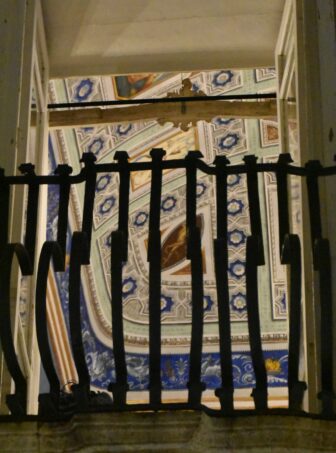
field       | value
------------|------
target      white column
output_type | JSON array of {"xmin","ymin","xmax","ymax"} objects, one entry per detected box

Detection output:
[
  {"xmin": 295, "ymin": 0, "xmax": 336, "ymax": 412},
  {"xmin": 0, "ymin": 0, "xmax": 50, "ymax": 415},
  {"xmin": 0, "ymin": 0, "xmax": 27, "ymax": 172},
  {"xmin": 0, "ymin": 0, "xmax": 28, "ymax": 413},
  {"xmin": 25, "ymin": 0, "xmax": 50, "ymax": 415},
  {"xmin": 314, "ymin": 0, "xmax": 336, "ymax": 407},
  {"xmin": 276, "ymin": 0, "xmax": 336, "ymax": 413}
]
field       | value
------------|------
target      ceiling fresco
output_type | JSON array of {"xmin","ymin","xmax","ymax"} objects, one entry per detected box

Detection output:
[{"xmin": 46, "ymin": 68, "xmax": 290, "ymax": 404}]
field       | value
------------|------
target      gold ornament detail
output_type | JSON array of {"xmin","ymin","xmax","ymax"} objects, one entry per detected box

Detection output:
[{"xmin": 157, "ymin": 78, "xmax": 206, "ymax": 131}]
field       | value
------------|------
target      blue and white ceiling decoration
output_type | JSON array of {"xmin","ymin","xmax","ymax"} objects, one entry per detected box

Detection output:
[{"xmin": 46, "ymin": 68, "xmax": 289, "ymax": 403}]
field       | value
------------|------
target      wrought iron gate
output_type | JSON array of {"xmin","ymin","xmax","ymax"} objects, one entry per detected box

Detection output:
[{"xmin": 0, "ymin": 151, "xmax": 334, "ymax": 419}]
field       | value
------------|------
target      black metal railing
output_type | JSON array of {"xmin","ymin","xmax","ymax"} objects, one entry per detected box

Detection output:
[{"xmin": 0, "ymin": 151, "xmax": 335, "ymax": 419}]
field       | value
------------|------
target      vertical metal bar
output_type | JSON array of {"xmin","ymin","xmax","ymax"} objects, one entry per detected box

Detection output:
[
  {"xmin": 244, "ymin": 155, "xmax": 267, "ymax": 410},
  {"xmin": 245, "ymin": 235, "xmax": 268, "ymax": 411},
  {"xmin": 243, "ymin": 155, "xmax": 264, "ymax": 265},
  {"xmin": 115, "ymin": 151, "xmax": 130, "ymax": 261},
  {"xmin": 285, "ymin": 234, "xmax": 306, "ymax": 411},
  {"xmin": 80, "ymin": 153, "xmax": 97, "ymax": 260},
  {"xmin": 68, "ymin": 232, "xmax": 90, "ymax": 409},
  {"xmin": 305, "ymin": 161, "xmax": 323, "ymax": 261},
  {"xmin": 315, "ymin": 238, "xmax": 334, "ymax": 415},
  {"xmin": 54, "ymin": 164, "xmax": 72, "ymax": 262},
  {"xmin": 19, "ymin": 164, "xmax": 39, "ymax": 269},
  {"xmin": 276, "ymin": 154, "xmax": 292, "ymax": 260},
  {"xmin": 185, "ymin": 151, "xmax": 205, "ymax": 407},
  {"xmin": 186, "ymin": 152, "xmax": 202, "ymax": 233},
  {"xmin": 109, "ymin": 231, "xmax": 129, "ymax": 407},
  {"xmin": 109, "ymin": 151, "xmax": 130, "ymax": 407},
  {"xmin": 213, "ymin": 156, "xmax": 234, "ymax": 414},
  {"xmin": 147, "ymin": 148, "xmax": 165, "ymax": 406},
  {"xmin": 68, "ymin": 155, "xmax": 104, "ymax": 409},
  {"xmin": 244, "ymin": 155, "xmax": 267, "ymax": 411},
  {"xmin": 306, "ymin": 160, "xmax": 334, "ymax": 415},
  {"xmin": 277, "ymin": 156, "xmax": 306, "ymax": 410},
  {"xmin": 0, "ymin": 170, "xmax": 10, "ymax": 256}
]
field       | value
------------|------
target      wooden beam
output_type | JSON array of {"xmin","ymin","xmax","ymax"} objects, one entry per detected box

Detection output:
[{"xmin": 36, "ymin": 100, "xmax": 280, "ymax": 129}]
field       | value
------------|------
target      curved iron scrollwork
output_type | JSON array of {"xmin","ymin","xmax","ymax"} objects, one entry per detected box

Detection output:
[{"xmin": 0, "ymin": 244, "xmax": 32, "ymax": 415}]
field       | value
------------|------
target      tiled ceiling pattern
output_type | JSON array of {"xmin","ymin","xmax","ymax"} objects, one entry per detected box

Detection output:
[{"xmin": 47, "ymin": 69, "xmax": 289, "ymax": 398}]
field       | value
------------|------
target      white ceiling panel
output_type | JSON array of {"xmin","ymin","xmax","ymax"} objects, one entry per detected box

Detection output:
[{"xmin": 42, "ymin": 0, "xmax": 285, "ymax": 77}]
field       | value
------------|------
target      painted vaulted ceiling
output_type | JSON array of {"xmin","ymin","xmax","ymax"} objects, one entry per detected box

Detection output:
[{"xmin": 38, "ymin": 68, "xmax": 294, "ymax": 406}]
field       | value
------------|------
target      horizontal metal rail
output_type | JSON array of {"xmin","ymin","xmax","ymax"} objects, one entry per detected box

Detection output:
[
  {"xmin": 45, "ymin": 93, "xmax": 277, "ymax": 110},
  {"xmin": 3, "ymin": 161, "xmax": 336, "ymax": 186}
]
